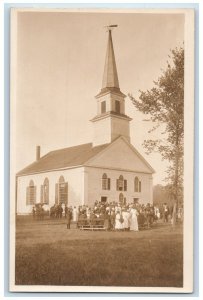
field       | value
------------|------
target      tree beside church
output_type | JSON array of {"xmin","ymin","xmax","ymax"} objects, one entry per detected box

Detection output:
[{"xmin": 129, "ymin": 47, "xmax": 184, "ymax": 208}]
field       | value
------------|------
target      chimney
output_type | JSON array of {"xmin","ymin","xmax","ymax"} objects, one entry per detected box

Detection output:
[{"xmin": 36, "ymin": 145, "xmax": 40, "ymax": 161}]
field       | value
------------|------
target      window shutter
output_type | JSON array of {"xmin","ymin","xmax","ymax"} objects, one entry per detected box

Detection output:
[
  {"xmin": 46, "ymin": 183, "xmax": 49, "ymax": 204},
  {"xmin": 55, "ymin": 183, "xmax": 58, "ymax": 204},
  {"xmin": 116, "ymin": 179, "xmax": 119, "ymax": 191},
  {"xmin": 139, "ymin": 181, "xmax": 141, "ymax": 193},
  {"xmin": 33, "ymin": 186, "xmax": 36, "ymax": 204},
  {"xmin": 102, "ymin": 178, "xmax": 105, "ymax": 190},
  {"xmin": 135, "ymin": 177, "xmax": 139, "ymax": 192},
  {"xmin": 108, "ymin": 178, "xmax": 111, "ymax": 190},
  {"xmin": 40, "ymin": 185, "xmax": 43, "ymax": 203},
  {"xmin": 26, "ymin": 187, "xmax": 29, "ymax": 205},
  {"xmin": 124, "ymin": 180, "xmax": 127, "ymax": 191}
]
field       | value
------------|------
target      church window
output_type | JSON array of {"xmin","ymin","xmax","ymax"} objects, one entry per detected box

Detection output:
[
  {"xmin": 102, "ymin": 173, "xmax": 111, "ymax": 190},
  {"xmin": 40, "ymin": 177, "xmax": 49, "ymax": 204},
  {"xmin": 116, "ymin": 175, "xmax": 127, "ymax": 191},
  {"xmin": 101, "ymin": 101, "xmax": 106, "ymax": 114},
  {"xmin": 55, "ymin": 176, "xmax": 68, "ymax": 205},
  {"xmin": 59, "ymin": 175, "xmax": 65, "ymax": 183},
  {"xmin": 134, "ymin": 177, "xmax": 141, "ymax": 192},
  {"xmin": 115, "ymin": 100, "xmax": 120, "ymax": 114},
  {"xmin": 26, "ymin": 180, "xmax": 36, "ymax": 205}
]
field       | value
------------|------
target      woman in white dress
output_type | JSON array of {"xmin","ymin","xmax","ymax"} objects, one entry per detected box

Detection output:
[
  {"xmin": 72, "ymin": 206, "xmax": 78, "ymax": 222},
  {"xmin": 115, "ymin": 211, "xmax": 122, "ymax": 230},
  {"xmin": 129, "ymin": 207, "xmax": 139, "ymax": 231},
  {"xmin": 122, "ymin": 208, "xmax": 130, "ymax": 231},
  {"xmin": 86, "ymin": 208, "xmax": 91, "ymax": 221}
]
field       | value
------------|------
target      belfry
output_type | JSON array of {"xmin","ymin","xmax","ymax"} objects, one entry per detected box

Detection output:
[{"xmin": 91, "ymin": 27, "xmax": 132, "ymax": 146}]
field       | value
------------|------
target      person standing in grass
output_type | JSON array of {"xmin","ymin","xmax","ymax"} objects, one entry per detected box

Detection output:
[
  {"xmin": 107, "ymin": 211, "xmax": 112, "ymax": 231},
  {"xmin": 122, "ymin": 207, "xmax": 129, "ymax": 231},
  {"xmin": 115, "ymin": 211, "xmax": 121, "ymax": 230},
  {"xmin": 163, "ymin": 203, "xmax": 169, "ymax": 223},
  {"xmin": 66, "ymin": 208, "xmax": 72, "ymax": 229},
  {"xmin": 110, "ymin": 209, "xmax": 116, "ymax": 230},
  {"xmin": 129, "ymin": 206, "xmax": 139, "ymax": 231}
]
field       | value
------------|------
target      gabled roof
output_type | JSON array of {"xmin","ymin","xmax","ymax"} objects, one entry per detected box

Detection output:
[
  {"xmin": 17, "ymin": 143, "xmax": 109, "ymax": 176},
  {"xmin": 85, "ymin": 136, "xmax": 155, "ymax": 174},
  {"xmin": 17, "ymin": 137, "xmax": 155, "ymax": 176}
]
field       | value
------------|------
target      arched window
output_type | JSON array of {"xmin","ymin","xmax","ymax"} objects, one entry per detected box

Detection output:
[
  {"xmin": 26, "ymin": 180, "xmax": 36, "ymax": 205},
  {"xmin": 102, "ymin": 173, "xmax": 110, "ymax": 190},
  {"xmin": 40, "ymin": 177, "xmax": 49, "ymax": 204},
  {"xmin": 102, "ymin": 173, "xmax": 107, "ymax": 179},
  {"xmin": 117, "ymin": 175, "xmax": 127, "ymax": 191},
  {"xmin": 134, "ymin": 177, "xmax": 141, "ymax": 192},
  {"xmin": 55, "ymin": 176, "xmax": 68, "ymax": 205},
  {"xmin": 59, "ymin": 176, "xmax": 65, "ymax": 183},
  {"xmin": 29, "ymin": 180, "xmax": 34, "ymax": 186}
]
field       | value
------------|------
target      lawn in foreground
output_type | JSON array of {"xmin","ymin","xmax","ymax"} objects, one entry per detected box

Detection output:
[{"xmin": 15, "ymin": 220, "xmax": 183, "ymax": 287}]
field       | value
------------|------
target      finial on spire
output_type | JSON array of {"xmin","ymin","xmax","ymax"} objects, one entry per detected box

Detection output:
[{"xmin": 104, "ymin": 24, "xmax": 118, "ymax": 32}]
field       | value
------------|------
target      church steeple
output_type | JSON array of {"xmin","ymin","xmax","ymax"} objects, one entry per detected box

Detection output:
[
  {"xmin": 102, "ymin": 29, "xmax": 119, "ymax": 90},
  {"xmin": 96, "ymin": 27, "xmax": 125, "ymax": 99},
  {"xmin": 91, "ymin": 26, "xmax": 132, "ymax": 147}
]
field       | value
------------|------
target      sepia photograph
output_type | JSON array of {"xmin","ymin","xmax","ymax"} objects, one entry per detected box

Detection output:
[{"xmin": 9, "ymin": 8, "xmax": 194, "ymax": 293}]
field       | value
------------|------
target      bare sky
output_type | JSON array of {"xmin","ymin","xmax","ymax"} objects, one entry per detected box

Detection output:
[{"xmin": 15, "ymin": 10, "xmax": 184, "ymax": 184}]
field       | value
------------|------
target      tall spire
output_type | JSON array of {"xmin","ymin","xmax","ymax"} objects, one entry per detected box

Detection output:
[
  {"xmin": 102, "ymin": 29, "xmax": 119, "ymax": 90},
  {"xmin": 91, "ymin": 25, "xmax": 131, "ymax": 147}
]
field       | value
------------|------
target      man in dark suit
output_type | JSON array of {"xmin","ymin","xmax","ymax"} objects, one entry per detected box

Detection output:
[{"xmin": 66, "ymin": 208, "xmax": 72, "ymax": 229}]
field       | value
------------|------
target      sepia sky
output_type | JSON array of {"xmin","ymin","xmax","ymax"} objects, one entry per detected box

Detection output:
[{"xmin": 14, "ymin": 10, "xmax": 184, "ymax": 184}]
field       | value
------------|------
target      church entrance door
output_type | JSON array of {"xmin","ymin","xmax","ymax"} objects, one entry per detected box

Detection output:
[
  {"xmin": 133, "ymin": 198, "xmax": 139, "ymax": 204},
  {"xmin": 101, "ymin": 196, "xmax": 107, "ymax": 203},
  {"xmin": 119, "ymin": 193, "xmax": 126, "ymax": 205}
]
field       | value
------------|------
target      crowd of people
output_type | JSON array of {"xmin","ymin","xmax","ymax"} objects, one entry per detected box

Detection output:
[{"xmin": 32, "ymin": 200, "xmax": 183, "ymax": 230}]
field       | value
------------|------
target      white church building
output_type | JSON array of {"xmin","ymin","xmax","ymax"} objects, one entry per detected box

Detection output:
[{"xmin": 16, "ymin": 28, "xmax": 155, "ymax": 214}]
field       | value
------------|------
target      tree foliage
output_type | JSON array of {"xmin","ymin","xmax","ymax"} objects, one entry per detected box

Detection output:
[{"xmin": 129, "ymin": 47, "xmax": 184, "ymax": 206}]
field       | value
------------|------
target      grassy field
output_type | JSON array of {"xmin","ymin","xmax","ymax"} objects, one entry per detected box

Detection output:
[{"xmin": 15, "ymin": 218, "xmax": 183, "ymax": 287}]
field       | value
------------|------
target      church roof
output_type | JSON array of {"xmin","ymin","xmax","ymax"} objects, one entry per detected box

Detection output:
[
  {"xmin": 17, "ymin": 143, "xmax": 109, "ymax": 176},
  {"xmin": 17, "ymin": 137, "xmax": 155, "ymax": 176},
  {"xmin": 95, "ymin": 87, "xmax": 126, "ymax": 99},
  {"xmin": 90, "ymin": 110, "xmax": 132, "ymax": 122}
]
